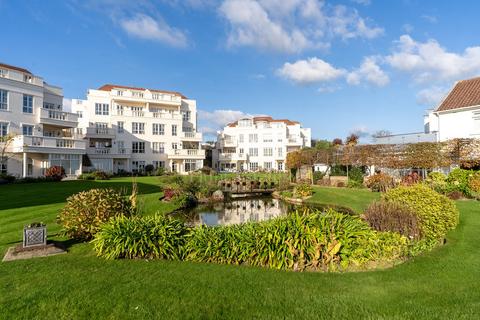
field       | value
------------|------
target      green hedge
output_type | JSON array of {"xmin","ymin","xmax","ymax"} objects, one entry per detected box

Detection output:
[
  {"xmin": 93, "ymin": 210, "xmax": 408, "ymax": 271},
  {"xmin": 383, "ymin": 184, "xmax": 459, "ymax": 242}
]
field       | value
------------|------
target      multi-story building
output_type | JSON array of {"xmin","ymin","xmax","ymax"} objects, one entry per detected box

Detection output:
[
  {"xmin": 373, "ymin": 77, "xmax": 480, "ymax": 144},
  {"xmin": 72, "ymin": 84, "xmax": 204, "ymax": 174},
  {"xmin": 0, "ymin": 63, "xmax": 86, "ymax": 177},
  {"xmin": 212, "ymin": 116, "xmax": 311, "ymax": 172}
]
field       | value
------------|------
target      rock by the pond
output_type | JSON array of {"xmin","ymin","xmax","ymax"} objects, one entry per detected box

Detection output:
[{"xmin": 212, "ymin": 190, "xmax": 224, "ymax": 201}]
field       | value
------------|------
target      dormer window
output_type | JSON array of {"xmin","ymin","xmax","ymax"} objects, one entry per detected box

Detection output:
[
  {"xmin": 131, "ymin": 91, "xmax": 144, "ymax": 98},
  {"xmin": 152, "ymin": 93, "xmax": 160, "ymax": 100},
  {"xmin": 116, "ymin": 90, "xmax": 124, "ymax": 96},
  {"xmin": 24, "ymin": 74, "xmax": 33, "ymax": 83},
  {"xmin": 0, "ymin": 69, "xmax": 7, "ymax": 78}
]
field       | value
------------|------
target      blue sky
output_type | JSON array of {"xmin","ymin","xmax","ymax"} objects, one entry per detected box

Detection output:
[{"xmin": 2, "ymin": 0, "xmax": 480, "ymax": 141}]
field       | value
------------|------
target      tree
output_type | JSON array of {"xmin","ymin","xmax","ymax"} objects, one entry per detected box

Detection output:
[
  {"xmin": 332, "ymin": 138, "xmax": 343, "ymax": 147},
  {"xmin": 345, "ymin": 134, "xmax": 359, "ymax": 146},
  {"xmin": 314, "ymin": 139, "xmax": 332, "ymax": 150},
  {"xmin": 0, "ymin": 134, "xmax": 16, "ymax": 175}
]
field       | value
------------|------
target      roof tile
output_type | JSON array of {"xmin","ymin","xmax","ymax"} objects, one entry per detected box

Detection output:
[{"xmin": 437, "ymin": 77, "xmax": 480, "ymax": 112}]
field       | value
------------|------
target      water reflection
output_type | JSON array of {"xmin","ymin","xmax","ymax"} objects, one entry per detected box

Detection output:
[{"xmin": 177, "ymin": 197, "xmax": 293, "ymax": 226}]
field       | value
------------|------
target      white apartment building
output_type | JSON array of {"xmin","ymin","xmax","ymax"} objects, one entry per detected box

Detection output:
[
  {"xmin": 0, "ymin": 63, "xmax": 86, "ymax": 177},
  {"xmin": 72, "ymin": 84, "xmax": 204, "ymax": 174},
  {"xmin": 373, "ymin": 77, "xmax": 480, "ymax": 144},
  {"xmin": 212, "ymin": 116, "xmax": 311, "ymax": 172}
]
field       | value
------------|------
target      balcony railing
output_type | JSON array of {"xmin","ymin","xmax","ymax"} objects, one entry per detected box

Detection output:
[
  {"xmin": 87, "ymin": 147, "xmax": 132, "ymax": 156},
  {"xmin": 85, "ymin": 127, "xmax": 116, "ymax": 137},
  {"xmin": 39, "ymin": 108, "xmax": 79, "ymax": 127},
  {"xmin": 170, "ymin": 149, "xmax": 206, "ymax": 158},
  {"xmin": 181, "ymin": 132, "xmax": 202, "ymax": 140},
  {"xmin": 14, "ymin": 135, "xmax": 86, "ymax": 150}
]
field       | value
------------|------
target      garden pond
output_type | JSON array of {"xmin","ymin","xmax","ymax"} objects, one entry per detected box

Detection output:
[{"xmin": 173, "ymin": 196, "xmax": 355, "ymax": 226}]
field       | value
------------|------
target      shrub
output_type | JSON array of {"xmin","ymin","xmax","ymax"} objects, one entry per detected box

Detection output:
[
  {"xmin": 401, "ymin": 172, "xmax": 422, "ymax": 186},
  {"xmin": 294, "ymin": 183, "xmax": 313, "ymax": 198},
  {"xmin": 57, "ymin": 188, "xmax": 134, "ymax": 241},
  {"xmin": 348, "ymin": 166, "xmax": 364, "ymax": 184},
  {"xmin": 313, "ymin": 171, "xmax": 325, "ymax": 183},
  {"xmin": 162, "ymin": 183, "xmax": 182, "ymax": 201},
  {"xmin": 424, "ymin": 171, "xmax": 448, "ymax": 194},
  {"xmin": 145, "ymin": 164, "xmax": 155, "ymax": 175},
  {"xmin": 155, "ymin": 167, "xmax": 166, "ymax": 176},
  {"xmin": 363, "ymin": 201, "xmax": 420, "ymax": 240},
  {"xmin": 0, "ymin": 174, "xmax": 16, "ymax": 184},
  {"xmin": 185, "ymin": 210, "xmax": 407, "ymax": 271},
  {"xmin": 45, "ymin": 166, "xmax": 65, "ymax": 181},
  {"xmin": 92, "ymin": 214, "xmax": 187, "ymax": 260},
  {"xmin": 78, "ymin": 173, "xmax": 95, "ymax": 180},
  {"xmin": 382, "ymin": 184, "xmax": 459, "ymax": 241},
  {"xmin": 467, "ymin": 171, "xmax": 480, "ymax": 195},
  {"xmin": 446, "ymin": 168, "xmax": 473, "ymax": 196},
  {"xmin": 92, "ymin": 171, "xmax": 110, "ymax": 180},
  {"xmin": 347, "ymin": 180, "xmax": 364, "ymax": 189},
  {"xmin": 447, "ymin": 191, "xmax": 463, "ymax": 200},
  {"xmin": 365, "ymin": 173, "xmax": 395, "ymax": 192}
]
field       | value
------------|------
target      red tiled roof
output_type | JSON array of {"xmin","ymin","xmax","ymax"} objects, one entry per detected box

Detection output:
[
  {"xmin": 98, "ymin": 84, "xmax": 187, "ymax": 99},
  {"xmin": 0, "ymin": 62, "xmax": 32, "ymax": 75},
  {"xmin": 227, "ymin": 116, "xmax": 300, "ymax": 127},
  {"xmin": 437, "ymin": 77, "xmax": 480, "ymax": 112}
]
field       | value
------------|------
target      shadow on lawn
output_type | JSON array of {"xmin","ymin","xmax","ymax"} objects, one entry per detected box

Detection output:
[{"xmin": 0, "ymin": 180, "xmax": 160, "ymax": 211}]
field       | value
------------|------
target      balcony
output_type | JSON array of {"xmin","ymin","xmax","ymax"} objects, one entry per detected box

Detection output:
[
  {"xmin": 112, "ymin": 90, "xmax": 182, "ymax": 106},
  {"xmin": 38, "ymin": 108, "xmax": 79, "ymax": 128},
  {"xmin": 286, "ymin": 136, "xmax": 302, "ymax": 146},
  {"xmin": 85, "ymin": 127, "xmax": 116, "ymax": 139},
  {"xmin": 168, "ymin": 149, "xmax": 206, "ymax": 160},
  {"xmin": 180, "ymin": 132, "xmax": 202, "ymax": 141},
  {"xmin": 87, "ymin": 147, "xmax": 131, "ymax": 158},
  {"xmin": 218, "ymin": 153, "xmax": 247, "ymax": 161},
  {"xmin": 12, "ymin": 135, "xmax": 86, "ymax": 154}
]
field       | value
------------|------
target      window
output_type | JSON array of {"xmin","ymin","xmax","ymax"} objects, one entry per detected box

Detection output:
[
  {"xmin": 264, "ymin": 162, "xmax": 272, "ymax": 170},
  {"xmin": 131, "ymin": 106, "xmax": 144, "ymax": 117},
  {"xmin": 0, "ymin": 69, "xmax": 7, "ymax": 78},
  {"xmin": 249, "ymin": 162, "xmax": 258, "ymax": 171},
  {"xmin": 23, "ymin": 95, "xmax": 33, "ymax": 113},
  {"xmin": 172, "ymin": 143, "xmax": 178, "ymax": 150},
  {"xmin": 248, "ymin": 148, "xmax": 258, "ymax": 156},
  {"xmin": 182, "ymin": 111, "xmax": 191, "ymax": 121},
  {"xmin": 132, "ymin": 161, "xmax": 146, "ymax": 172},
  {"xmin": 0, "ymin": 90, "xmax": 7, "ymax": 110},
  {"xmin": 116, "ymin": 90, "xmax": 124, "ymax": 96},
  {"xmin": 76, "ymin": 111, "xmax": 83, "ymax": 118},
  {"xmin": 22, "ymin": 125, "xmax": 33, "ymax": 136},
  {"xmin": 248, "ymin": 134, "xmax": 258, "ymax": 143},
  {"xmin": 153, "ymin": 161, "xmax": 165, "ymax": 169},
  {"xmin": 277, "ymin": 147, "xmax": 283, "ymax": 157},
  {"xmin": 24, "ymin": 74, "xmax": 33, "ymax": 83},
  {"xmin": 116, "ymin": 105, "xmax": 124, "ymax": 116},
  {"xmin": 172, "ymin": 125, "xmax": 177, "ymax": 136},
  {"xmin": 153, "ymin": 123, "xmax": 165, "ymax": 135},
  {"xmin": 239, "ymin": 134, "xmax": 244, "ymax": 143},
  {"xmin": 0, "ymin": 157, "xmax": 6, "ymax": 174},
  {"xmin": 43, "ymin": 102, "xmax": 59, "ymax": 110},
  {"xmin": 132, "ymin": 141, "xmax": 145, "ymax": 153},
  {"xmin": 239, "ymin": 148, "xmax": 244, "ymax": 155},
  {"xmin": 95, "ymin": 103, "xmax": 109, "ymax": 115},
  {"xmin": 278, "ymin": 162, "xmax": 284, "ymax": 171},
  {"xmin": 132, "ymin": 91, "xmax": 144, "ymax": 98},
  {"xmin": 132, "ymin": 122, "xmax": 145, "ymax": 134},
  {"xmin": 117, "ymin": 121, "xmax": 124, "ymax": 133},
  {"xmin": 263, "ymin": 148, "xmax": 273, "ymax": 157},
  {"xmin": 152, "ymin": 142, "xmax": 165, "ymax": 154},
  {"xmin": 0, "ymin": 122, "xmax": 8, "ymax": 137},
  {"xmin": 263, "ymin": 134, "xmax": 273, "ymax": 143},
  {"xmin": 185, "ymin": 159, "xmax": 197, "ymax": 172},
  {"xmin": 152, "ymin": 93, "xmax": 160, "ymax": 100}
]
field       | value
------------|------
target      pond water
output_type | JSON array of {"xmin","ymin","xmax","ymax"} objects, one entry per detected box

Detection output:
[{"xmin": 174, "ymin": 196, "xmax": 354, "ymax": 226}]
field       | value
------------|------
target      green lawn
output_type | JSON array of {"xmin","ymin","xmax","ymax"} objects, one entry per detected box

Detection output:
[{"xmin": 1, "ymin": 177, "xmax": 479, "ymax": 319}]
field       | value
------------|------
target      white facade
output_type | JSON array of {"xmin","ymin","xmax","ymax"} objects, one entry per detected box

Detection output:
[
  {"xmin": 0, "ymin": 63, "xmax": 85, "ymax": 177},
  {"xmin": 424, "ymin": 106, "xmax": 480, "ymax": 141},
  {"xmin": 72, "ymin": 85, "xmax": 204, "ymax": 174},
  {"xmin": 212, "ymin": 116, "xmax": 311, "ymax": 172}
]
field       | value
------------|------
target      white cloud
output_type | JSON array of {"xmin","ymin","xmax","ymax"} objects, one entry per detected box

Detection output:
[
  {"xmin": 386, "ymin": 35, "xmax": 480, "ymax": 83},
  {"xmin": 198, "ymin": 109, "xmax": 261, "ymax": 136},
  {"xmin": 416, "ymin": 86, "xmax": 448, "ymax": 106},
  {"xmin": 347, "ymin": 56, "xmax": 389, "ymax": 87},
  {"xmin": 277, "ymin": 57, "xmax": 346, "ymax": 84},
  {"xmin": 351, "ymin": 0, "xmax": 371, "ymax": 5},
  {"xmin": 219, "ymin": 0, "xmax": 383, "ymax": 53},
  {"xmin": 421, "ymin": 14, "xmax": 438, "ymax": 24},
  {"xmin": 402, "ymin": 23, "xmax": 414, "ymax": 33},
  {"xmin": 120, "ymin": 14, "xmax": 188, "ymax": 47}
]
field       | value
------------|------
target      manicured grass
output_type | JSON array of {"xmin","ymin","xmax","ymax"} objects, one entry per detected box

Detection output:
[
  {"xmin": 1, "ymin": 177, "xmax": 479, "ymax": 319},
  {"xmin": 308, "ymin": 186, "xmax": 380, "ymax": 213}
]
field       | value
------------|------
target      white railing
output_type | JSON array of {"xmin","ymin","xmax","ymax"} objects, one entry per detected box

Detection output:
[
  {"xmin": 219, "ymin": 153, "xmax": 247, "ymax": 161},
  {"xmin": 182, "ymin": 132, "xmax": 202, "ymax": 139},
  {"xmin": 39, "ymin": 108, "xmax": 79, "ymax": 123},
  {"xmin": 172, "ymin": 149, "xmax": 206, "ymax": 157},
  {"xmin": 87, "ymin": 147, "xmax": 132, "ymax": 155},
  {"xmin": 15, "ymin": 135, "xmax": 86, "ymax": 150},
  {"xmin": 86, "ymin": 127, "xmax": 115, "ymax": 136},
  {"xmin": 113, "ymin": 90, "xmax": 181, "ymax": 103},
  {"xmin": 152, "ymin": 112, "xmax": 182, "ymax": 120}
]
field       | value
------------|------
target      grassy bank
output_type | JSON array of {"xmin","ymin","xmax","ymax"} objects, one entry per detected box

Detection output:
[{"xmin": 1, "ymin": 177, "xmax": 479, "ymax": 319}]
